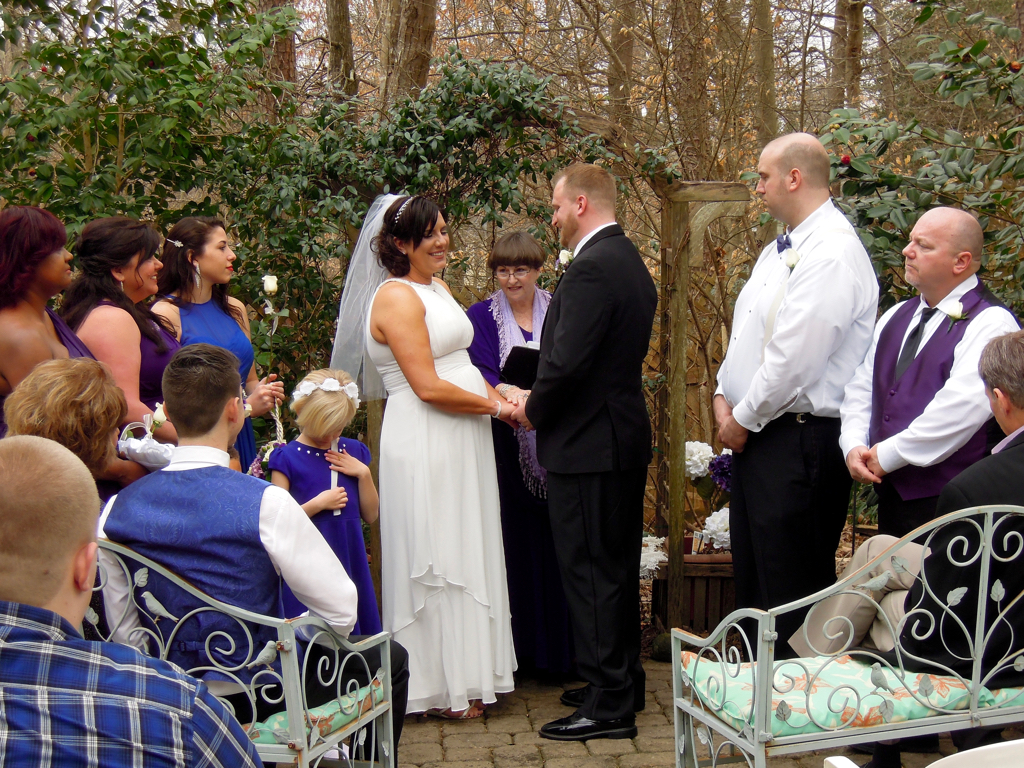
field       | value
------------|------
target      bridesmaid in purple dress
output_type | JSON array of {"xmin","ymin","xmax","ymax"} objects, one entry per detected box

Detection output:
[
  {"xmin": 0, "ymin": 207, "xmax": 98, "ymax": 436},
  {"xmin": 466, "ymin": 231, "xmax": 574, "ymax": 678},
  {"xmin": 62, "ymin": 217, "xmax": 180, "ymax": 443},
  {"xmin": 268, "ymin": 368, "xmax": 383, "ymax": 635}
]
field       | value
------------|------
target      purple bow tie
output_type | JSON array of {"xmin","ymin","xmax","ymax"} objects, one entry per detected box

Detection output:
[{"xmin": 776, "ymin": 232, "xmax": 792, "ymax": 253}]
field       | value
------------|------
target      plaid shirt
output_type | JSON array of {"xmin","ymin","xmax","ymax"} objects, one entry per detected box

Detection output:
[{"xmin": 0, "ymin": 600, "xmax": 262, "ymax": 768}]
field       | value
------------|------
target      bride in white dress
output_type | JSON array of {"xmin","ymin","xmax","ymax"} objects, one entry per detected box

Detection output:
[{"xmin": 332, "ymin": 194, "xmax": 517, "ymax": 717}]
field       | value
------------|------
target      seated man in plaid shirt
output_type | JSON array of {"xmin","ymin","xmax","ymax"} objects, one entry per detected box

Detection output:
[{"xmin": 0, "ymin": 435, "xmax": 261, "ymax": 768}]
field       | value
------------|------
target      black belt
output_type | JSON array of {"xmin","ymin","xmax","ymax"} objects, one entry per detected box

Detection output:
[{"xmin": 778, "ymin": 412, "xmax": 839, "ymax": 425}]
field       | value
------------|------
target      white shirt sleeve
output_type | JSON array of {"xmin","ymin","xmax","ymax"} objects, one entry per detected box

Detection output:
[
  {"xmin": 731, "ymin": 248, "xmax": 871, "ymax": 431},
  {"xmin": 839, "ymin": 307, "xmax": 898, "ymax": 458},
  {"xmin": 258, "ymin": 485, "xmax": 359, "ymax": 637},
  {"xmin": 96, "ymin": 496, "xmax": 148, "ymax": 651},
  {"xmin": 875, "ymin": 306, "xmax": 1021, "ymax": 472}
]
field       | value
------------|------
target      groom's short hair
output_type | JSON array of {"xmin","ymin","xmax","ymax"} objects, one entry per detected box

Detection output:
[
  {"xmin": 162, "ymin": 344, "xmax": 241, "ymax": 437},
  {"xmin": 553, "ymin": 164, "xmax": 617, "ymax": 215}
]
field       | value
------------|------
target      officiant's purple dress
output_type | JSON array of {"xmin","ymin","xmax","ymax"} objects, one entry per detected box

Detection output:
[{"xmin": 467, "ymin": 299, "xmax": 574, "ymax": 676}]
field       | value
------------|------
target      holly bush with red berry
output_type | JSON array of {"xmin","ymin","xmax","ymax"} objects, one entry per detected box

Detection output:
[{"xmin": 821, "ymin": 1, "xmax": 1024, "ymax": 314}]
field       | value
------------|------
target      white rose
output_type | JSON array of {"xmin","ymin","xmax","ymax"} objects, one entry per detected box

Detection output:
[
  {"xmin": 947, "ymin": 300, "xmax": 965, "ymax": 321},
  {"xmin": 783, "ymin": 248, "xmax": 801, "ymax": 269},
  {"xmin": 684, "ymin": 441, "xmax": 715, "ymax": 479},
  {"xmin": 151, "ymin": 402, "xmax": 166, "ymax": 429},
  {"xmin": 262, "ymin": 274, "xmax": 278, "ymax": 295},
  {"xmin": 558, "ymin": 249, "xmax": 573, "ymax": 266}
]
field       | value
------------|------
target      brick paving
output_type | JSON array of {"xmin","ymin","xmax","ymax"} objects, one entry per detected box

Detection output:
[{"xmin": 399, "ymin": 660, "xmax": 1024, "ymax": 768}]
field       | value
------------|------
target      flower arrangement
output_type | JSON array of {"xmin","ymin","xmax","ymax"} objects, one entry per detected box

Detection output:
[{"xmin": 685, "ymin": 441, "xmax": 732, "ymax": 552}]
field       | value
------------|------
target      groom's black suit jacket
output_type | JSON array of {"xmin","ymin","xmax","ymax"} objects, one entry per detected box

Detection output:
[{"xmin": 526, "ymin": 224, "xmax": 657, "ymax": 474}]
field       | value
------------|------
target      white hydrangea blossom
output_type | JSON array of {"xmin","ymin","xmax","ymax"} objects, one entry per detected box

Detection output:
[
  {"xmin": 703, "ymin": 507, "xmax": 731, "ymax": 551},
  {"xmin": 684, "ymin": 441, "xmax": 715, "ymax": 479}
]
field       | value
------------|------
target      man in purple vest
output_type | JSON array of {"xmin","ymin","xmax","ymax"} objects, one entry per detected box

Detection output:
[
  {"xmin": 841, "ymin": 207, "xmax": 1019, "ymax": 537},
  {"xmin": 714, "ymin": 133, "xmax": 879, "ymax": 656}
]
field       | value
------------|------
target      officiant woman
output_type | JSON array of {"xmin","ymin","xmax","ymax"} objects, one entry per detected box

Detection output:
[{"xmin": 467, "ymin": 231, "xmax": 574, "ymax": 677}]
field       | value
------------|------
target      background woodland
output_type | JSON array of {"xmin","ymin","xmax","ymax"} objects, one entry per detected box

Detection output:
[{"xmin": 2, "ymin": 0, "xmax": 1024, "ymax": 535}]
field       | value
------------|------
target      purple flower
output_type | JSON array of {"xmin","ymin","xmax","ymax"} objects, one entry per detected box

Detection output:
[{"xmin": 709, "ymin": 452, "xmax": 732, "ymax": 492}]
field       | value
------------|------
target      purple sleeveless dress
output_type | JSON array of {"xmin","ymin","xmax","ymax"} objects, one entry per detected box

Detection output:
[{"xmin": 0, "ymin": 308, "xmax": 94, "ymax": 438}]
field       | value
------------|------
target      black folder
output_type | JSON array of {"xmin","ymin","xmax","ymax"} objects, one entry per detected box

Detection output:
[{"xmin": 500, "ymin": 346, "xmax": 540, "ymax": 388}]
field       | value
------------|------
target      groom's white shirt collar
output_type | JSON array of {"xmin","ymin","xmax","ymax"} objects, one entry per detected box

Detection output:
[{"xmin": 573, "ymin": 221, "xmax": 618, "ymax": 258}]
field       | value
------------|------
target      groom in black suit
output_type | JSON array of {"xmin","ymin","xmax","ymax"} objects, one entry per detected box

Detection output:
[{"xmin": 516, "ymin": 164, "xmax": 657, "ymax": 741}]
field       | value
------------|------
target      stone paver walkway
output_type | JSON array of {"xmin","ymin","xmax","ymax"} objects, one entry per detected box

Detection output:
[{"xmin": 399, "ymin": 660, "xmax": 1024, "ymax": 768}]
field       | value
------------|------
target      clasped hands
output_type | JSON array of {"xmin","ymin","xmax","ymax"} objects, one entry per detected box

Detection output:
[
  {"xmin": 846, "ymin": 445, "xmax": 887, "ymax": 484},
  {"xmin": 500, "ymin": 386, "xmax": 534, "ymax": 430}
]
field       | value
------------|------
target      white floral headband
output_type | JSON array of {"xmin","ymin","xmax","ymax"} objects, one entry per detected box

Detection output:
[{"xmin": 293, "ymin": 378, "xmax": 360, "ymax": 408}]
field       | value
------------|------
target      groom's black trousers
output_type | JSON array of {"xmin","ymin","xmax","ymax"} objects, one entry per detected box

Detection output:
[{"xmin": 547, "ymin": 467, "xmax": 647, "ymax": 721}]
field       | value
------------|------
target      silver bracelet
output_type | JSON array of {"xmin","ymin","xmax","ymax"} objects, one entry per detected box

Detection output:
[
  {"xmin": 497, "ymin": 383, "xmax": 512, "ymax": 398},
  {"xmin": 491, "ymin": 400, "xmax": 503, "ymax": 419}
]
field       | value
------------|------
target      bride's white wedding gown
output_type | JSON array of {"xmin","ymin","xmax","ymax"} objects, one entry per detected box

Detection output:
[{"xmin": 366, "ymin": 277, "xmax": 516, "ymax": 713}]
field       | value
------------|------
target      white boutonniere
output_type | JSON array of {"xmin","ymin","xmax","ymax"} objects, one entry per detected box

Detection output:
[
  {"xmin": 783, "ymin": 249, "xmax": 801, "ymax": 270},
  {"xmin": 557, "ymin": 249, "xmax": 573, "ymax": 267},
  {"xmin": 945, "ymin": 300, "xmax": 969, "ymax": 331}
]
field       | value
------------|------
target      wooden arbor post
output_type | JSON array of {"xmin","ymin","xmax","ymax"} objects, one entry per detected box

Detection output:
[{"xmin": 660, "ymin": 181, "xmax": 749, "ymax": 630}]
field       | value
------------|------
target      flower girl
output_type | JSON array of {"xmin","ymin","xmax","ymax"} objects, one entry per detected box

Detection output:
[{"xmin": 269, "ymin": 369, "xmax": 382, "ymax": 634}]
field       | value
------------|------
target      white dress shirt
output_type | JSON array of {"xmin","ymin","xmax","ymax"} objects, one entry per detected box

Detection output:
[
  {"xmin": 98, "ymin": 445, "xmax": 359, "ymax": 653},
  {"xmin": 839, "ymin": 274, "xmax": 1020, "ymax": 472},
  {"xmin": 573, "ymin": 221, "xmax": 618, "ymax": 257},
  {"xmin": 716, "ymin": 199, "xmax": 879, "ymax": 431}
]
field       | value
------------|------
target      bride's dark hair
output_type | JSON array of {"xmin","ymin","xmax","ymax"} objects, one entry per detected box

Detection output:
[{"xmin": 373, "ymin": 195, "xmax": 444, "ymax": 277}]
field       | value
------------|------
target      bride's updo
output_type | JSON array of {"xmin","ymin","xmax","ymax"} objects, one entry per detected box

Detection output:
[{"xmin": 374, "ymin": 195, "xmax": 444, "ymax": 277}]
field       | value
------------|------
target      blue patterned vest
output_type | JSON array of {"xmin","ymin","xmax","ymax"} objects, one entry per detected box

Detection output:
[{"xmin": 105, "ymin": 467, "xmax": 282, "ymax": 685}]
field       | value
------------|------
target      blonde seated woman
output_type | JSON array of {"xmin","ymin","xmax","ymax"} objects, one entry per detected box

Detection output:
[{"xmin": 4, "ymin": 357, "xmax": 131, "ymax": 505}]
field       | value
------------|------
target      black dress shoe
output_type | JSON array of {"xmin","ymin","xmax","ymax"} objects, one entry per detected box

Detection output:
[
  {"xmin": 560, "ymin": 685, "xmax": 645, "ymax": 712},
  {"xmin": 560, "ymin": 686, "xmax": 587, "ymax": 708},
  {"xmin": 539, "ymin": 712, "xmax": 637, "ymax": 741}
]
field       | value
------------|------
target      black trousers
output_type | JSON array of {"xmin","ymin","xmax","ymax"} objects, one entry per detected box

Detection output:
[
  {"xmin": 729, "ymin": 414, "xmax": 851, "ymax": 659},
  {"xmin": 876, "ymin": 478, "xmax": 939, "ymax": 538},
  {"xmin": 224, "ymin": 638, "xmax": 409, "ymax": 753},
  {"xmin": 547, "ymin": 467, "xmax": 647, "ymax": 721}
]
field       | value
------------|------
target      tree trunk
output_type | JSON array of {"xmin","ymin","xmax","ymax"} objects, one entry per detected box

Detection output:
[
  {"xmin": 1016, "ymin": 0, "xmax": 1024, "ymax": 58},
  {"xmin": 256, "ymin": 0, "xmax": 296, "ymax": 83},
  {"xmin": 669, "ymin": 0, "xmax": 712, "ymax": 178},
  {"xmin": 828, "ymin": 0, "xmax": 848, "ymax": 110},
  {"xmin": 381, "ymin": 0, "xmax": 438, "ymax": 103},
  {"xmin": 845, "ymin": 0, "xmax": 865, "ymax": 107},
  {"xmin": 751, "ymin": 0, "xmax": 778, "ymax": 143},
  {"xmin": 872, "ymin": 1, "xmax": 896, "ymax": 116},
  {"xmin": 326, "ymin": 0, "xmax": 358, "ymax": 96},
  {"xmin": 608, "ymin": 0, "xmax": 636, "ymax": 131}
]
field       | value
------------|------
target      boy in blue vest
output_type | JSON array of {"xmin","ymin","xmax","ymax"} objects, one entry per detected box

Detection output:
[{"xmin": 101, "ymin": 343, "xmax": 408, "ymax": 751}]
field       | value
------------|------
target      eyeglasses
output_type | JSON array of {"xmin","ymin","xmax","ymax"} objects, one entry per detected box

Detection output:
[{"xmin": 495, "ymin": 267, "xmax": 534, "ymax": 281}]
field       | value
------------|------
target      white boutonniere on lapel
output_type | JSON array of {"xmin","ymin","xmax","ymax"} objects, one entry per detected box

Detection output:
[
  {"xmin": 783, "ymin": 249, "xmax": 802, "ymax": 270},
  {"xmin": 945, "ymin": 300, "xmax": 969, "ymax": 332},
  {"xmin": 557, "ymin": 249, "xmax": 573, "ymax": 267}
]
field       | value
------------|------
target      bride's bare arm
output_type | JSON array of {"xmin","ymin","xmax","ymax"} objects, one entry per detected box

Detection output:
[{"xmin": 369, "ymin": 282, "xmax": 511, "ymax": 417}]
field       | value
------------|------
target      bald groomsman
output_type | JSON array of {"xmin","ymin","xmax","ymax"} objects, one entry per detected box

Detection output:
[
  {"xmin": 714, "ymin": 133, "xmax": 879, "ymax": 656},
  {"xmin": 840, "ymin": 207, "xmax": 1019, "ymax": 538}
]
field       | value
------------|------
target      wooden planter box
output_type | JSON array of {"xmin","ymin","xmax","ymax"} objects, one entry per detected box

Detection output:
[{"xmin": 680, "ymin": 553, "xmax": 735, "ymax": 634}]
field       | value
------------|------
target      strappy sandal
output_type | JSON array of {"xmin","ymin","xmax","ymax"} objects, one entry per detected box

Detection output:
[{"xmin": 425, "ymin": 706, "xmax": 483, "ymax": 720}]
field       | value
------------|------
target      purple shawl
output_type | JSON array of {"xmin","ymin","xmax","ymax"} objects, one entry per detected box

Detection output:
[{"xmin": 489, "ymin": 287, "xmax": 551, "ymax": 497}]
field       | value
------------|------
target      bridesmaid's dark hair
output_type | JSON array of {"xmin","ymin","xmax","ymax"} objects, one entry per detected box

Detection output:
[
  {"xmin": 62, "ymin": 217, "xmax": 175, "ymax": 353},
  {"xmin": 0, "ymin": 206, "xmax": 67, "ymax": 309},
  {"xmin": 374, "ymin": 196, "xmax": 444, "ymax": 277},
  {"xmin": 157, "ymin": 217, "xmax": 243, "ymax": 324}
]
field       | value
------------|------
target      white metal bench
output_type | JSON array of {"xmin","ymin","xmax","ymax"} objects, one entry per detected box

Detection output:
[
  {"xmin": 95, "ymin": 540, "xmax": 395, "ymax": 768},
  {"xmin": 672, "ymin": 505, "xmax": 1024, "ymax": 768}
]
